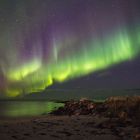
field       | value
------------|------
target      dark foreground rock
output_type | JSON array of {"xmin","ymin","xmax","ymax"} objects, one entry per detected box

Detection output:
[
  {"xmin": 51, "ymin": 98, "xmax": 97, "ymax": 115},
  {"xmin": 51, "ymin": 96, "xmax": 140, "ymax": 139},
  {"xmin": 51, "ymin": 96, "xmax": 140, "ymax": 119}
]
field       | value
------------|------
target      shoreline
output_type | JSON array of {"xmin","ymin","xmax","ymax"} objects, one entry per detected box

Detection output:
[{"xmin": 0, "ymin": 96, "xmax": 140, "ymax": 140}]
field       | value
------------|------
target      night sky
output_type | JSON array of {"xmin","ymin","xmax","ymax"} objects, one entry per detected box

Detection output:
[{"xmin": 0, "ymin": 0, "xmax": 140, "ymax": 97}]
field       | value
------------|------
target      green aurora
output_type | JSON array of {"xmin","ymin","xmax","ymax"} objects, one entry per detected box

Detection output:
[{"xmin": 4, "ymin": 26, "xmax": 140, "ymax": 97}]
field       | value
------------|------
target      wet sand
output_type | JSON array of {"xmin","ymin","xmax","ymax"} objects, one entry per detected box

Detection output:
[{"xmin": 0, "ymin": 115, "xmax": 139, "ymax": 140}]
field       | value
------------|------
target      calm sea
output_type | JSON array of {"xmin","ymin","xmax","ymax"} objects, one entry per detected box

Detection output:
[
  {"xmin": 0, "ymin": 101, "xmax": 64, "ymax": 117},
  {"xmin": 0, "ymin": 89, "xmax": 139, "ymax": 117}
]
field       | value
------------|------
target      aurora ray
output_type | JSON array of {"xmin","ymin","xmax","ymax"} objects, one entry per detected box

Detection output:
[{"xmin": 0, "ymin": 0, "xmax": 140, "ymax": 97}]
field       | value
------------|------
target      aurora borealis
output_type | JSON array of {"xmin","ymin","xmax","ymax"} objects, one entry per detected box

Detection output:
[{"xmin": 0, "ymin": 0, "xmax": 140, "ymax": 97}]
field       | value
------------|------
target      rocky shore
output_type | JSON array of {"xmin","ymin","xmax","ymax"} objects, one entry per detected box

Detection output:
[
  {"xmin": 0, "ymin": 96, "xmax": 140, "ymax": 140},
  {"xmin": 51, "ymin": 96, "xmax": 140, "ymax": 139}
]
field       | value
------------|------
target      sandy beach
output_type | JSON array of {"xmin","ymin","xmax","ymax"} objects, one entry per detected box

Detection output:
[{"xmin": 0, "ymin": 115, "xmax": 139, "ymax": 140}]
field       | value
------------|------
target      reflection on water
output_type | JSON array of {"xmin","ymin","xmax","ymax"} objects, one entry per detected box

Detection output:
[
  {"xmin": 0, "ymin": 101, "xmax": 64, "ymax": 117},
  {"xmin": 0, "ymin": 89, "xmax": 139, "ymax": 117}
]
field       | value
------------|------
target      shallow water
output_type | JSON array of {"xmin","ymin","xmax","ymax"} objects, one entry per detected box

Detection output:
[{"xmin": 0, "ymin": 101, "xmax": 64, "ymax": 117}]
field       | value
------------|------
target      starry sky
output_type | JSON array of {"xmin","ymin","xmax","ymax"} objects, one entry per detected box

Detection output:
[{"xmin": 0, "ymin": 0, "xmax": 140, "ymax": 97}]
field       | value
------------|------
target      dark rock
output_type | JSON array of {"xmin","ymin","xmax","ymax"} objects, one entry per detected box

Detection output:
[{"xmin": 51, "ymin": 96, "xmax": 140, "ymax": 126}]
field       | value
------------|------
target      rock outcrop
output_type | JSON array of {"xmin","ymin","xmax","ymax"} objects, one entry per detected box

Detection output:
[{"xmin": 51, "ymin": 96, "xmax": 140, "ymax": 120}]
